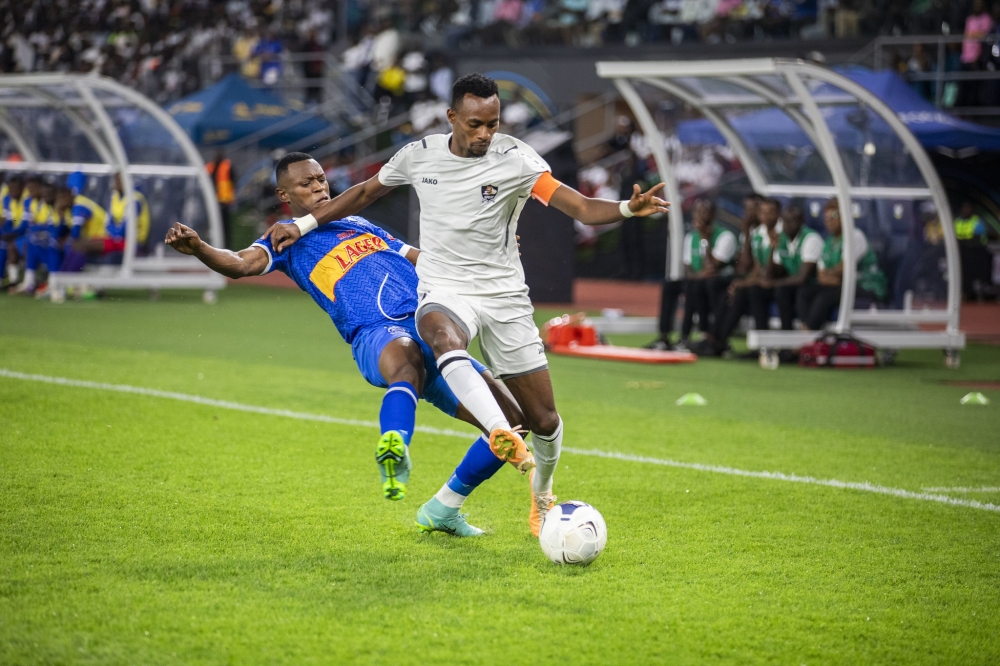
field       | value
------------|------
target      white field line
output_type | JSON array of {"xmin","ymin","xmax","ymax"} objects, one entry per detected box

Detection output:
[
  {"xmin": 3, "ymin": 368, "xmax": 999, "ymax": 515},
  {"xmin": 921, "ymin": 486, "xmax": 1000, "ymax": 493}
]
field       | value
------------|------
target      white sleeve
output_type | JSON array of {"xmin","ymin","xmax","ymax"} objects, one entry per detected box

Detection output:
[
  {"xmin": 516, "ymin": 139, "xmax": 552, "ymax": 194},
  {"xmin": 377, "ymin": 141, "xmax": 419, "ymax": 187},
  {"xmin": 711, "ymin": 230, "xmax": 738, "ymax": 263},
  {"xmin": 851, "ymin": 229, "xmax": 869, "ymax": 263},
  {"xmin": 682, "ymin": 232, "xmax": 693, "ymax": 266},
  {"xmin": 801, "ymin": 233, "xmax": 824, "ymax": 263}
]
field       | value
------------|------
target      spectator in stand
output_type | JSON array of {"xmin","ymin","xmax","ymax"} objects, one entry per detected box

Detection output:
[
  {"xmin": 371, "ymin": 16, "xmax": 401, "ymax": 77},
  {"xmin": 341, "ymin": 27, "xmax": 375, "ymax": 89},
  {"xmin": 960, "ymin": 0, "xmax": 995, "ymax": 106},
  {"xmin": 428, "ymin": 52, "xmax": 455, "ymax": 102},
  {"xmin": 760, "ymin": 205, "xmax": 822, "ymax": 330},
  {"xmin": 253, "ymin": 29, "xmax": 283, "ymax": 86},
  {"xmin": 796, "ymin": 199, "xmax": 887, "ymax": 330},
  {"xmin": 907, "ymin": 43, "xmax": 934, "ymax": 101},
  {"xmin": 206, "ymin": 151, "xmax": 236, "ymax": 248},
  {"xmin": 646, "ymin": 199, "xmax": 737, "ymax": 351},
  {"xmin": 301, "ymin": 31, "xmax": 325, "ymax": 105},
  {"xmin": 695, "ymin": 196, "xmax": 783, "ymax": 357}
]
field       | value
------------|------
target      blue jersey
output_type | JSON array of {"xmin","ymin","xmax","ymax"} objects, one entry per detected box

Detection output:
[{"xmin": 253, "ymin": 217, "xmax": 417, "ymax": 344}]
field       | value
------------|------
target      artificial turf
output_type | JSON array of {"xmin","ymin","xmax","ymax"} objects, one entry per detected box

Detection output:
[{"xmin": 1, "ymin": 285, "xmax": 999, "ymax": 665}]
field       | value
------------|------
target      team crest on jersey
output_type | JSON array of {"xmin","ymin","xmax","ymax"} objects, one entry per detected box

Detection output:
[{"xmin": 481, "ymin": 184, "xmax": 499, "ymax": 203}]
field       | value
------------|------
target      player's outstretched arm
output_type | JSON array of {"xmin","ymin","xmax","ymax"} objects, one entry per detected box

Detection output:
[
  {"xmin": 549, "ymin": 182, "xmax": 670, "ymax": 226},
  {"xmin": 266, "ymin": 175, "xmax": 395, "ymax": 252},
  {"xmin": 164, "ymin": 222, "xmax": 268, "ymax": 279}
]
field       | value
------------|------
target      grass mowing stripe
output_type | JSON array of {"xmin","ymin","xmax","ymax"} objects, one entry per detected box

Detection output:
[{"xmin": 4, "ymin": 366, "xmax": 1000, "ymax": 515}]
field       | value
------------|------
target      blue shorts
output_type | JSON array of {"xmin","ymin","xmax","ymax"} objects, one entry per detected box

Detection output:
[{"xmin": 351, "ymin": 316, "xmax": 486, "ymax": 417}]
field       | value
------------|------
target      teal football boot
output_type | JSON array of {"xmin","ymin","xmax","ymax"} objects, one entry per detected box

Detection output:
[
  {"xmin": 375, "ymin": 431, "xmax": 410, "ymax": 501},
  {"xmin": 415, "ymin": 498, "xmax": 485, "ymax": 537}
]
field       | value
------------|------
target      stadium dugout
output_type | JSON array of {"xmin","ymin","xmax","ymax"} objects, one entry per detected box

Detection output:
[
  {"xmin": 597, "ymin": 58, "xmax": 966, "ymax": 368},
  {"xmin": 0, "ymin": 73, "xmax": 224, "ymax": 301}
]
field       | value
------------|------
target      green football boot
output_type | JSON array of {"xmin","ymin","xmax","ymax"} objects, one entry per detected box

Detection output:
[
  {"xmin": 375, "ymin": 431, "xmax": 410, "ymax": 501},
  {"xmin": 415, "ymin": 498, "xmax": 485, "ymax": 537}
]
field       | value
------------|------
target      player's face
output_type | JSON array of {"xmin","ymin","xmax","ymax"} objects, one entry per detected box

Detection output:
[
  {"xmin": 43, "ymin": 183, "xmax": 56, "ymax": 205},
  {"xmin": 447, "ymin": 94, "xmax": 501, "ymax": 158},
  {"xmin": 759, "ymin": 202, "xmax": 779, "ymax": 227},
  {"xmin": 56, "ymin": 190, "xmax": 73, "ymax": 211},
  {"xmin": 113, "ymin": 174, "xmax": 123, "ymax": 193},
  {"xmin": 277, "ymin": 159, "xmax": 330, "ymax": 216},
  {"xmin": 26, "ymin": 180, "xmax": 42, "ymax": 199},
  {"xmin": 8, "ymin": 179, "xmax": 24, "ymax": 199},
  {"xmin": 824, "ymin": 209, "xmax": 842, "ymax": 236}
]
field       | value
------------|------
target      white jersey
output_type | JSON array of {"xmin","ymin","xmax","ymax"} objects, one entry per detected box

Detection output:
[{"xmin": 378, "ymin": 132, "xmax": 550, "ymax": 297}]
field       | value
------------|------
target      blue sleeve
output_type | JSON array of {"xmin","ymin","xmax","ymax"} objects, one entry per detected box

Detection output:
[
  {"xmin": 71, "ymin": 204, "xmax": 92, "ymax": 220},
  {"xmin": 251, "ymin": 235, "xmax": 288, "ymax": 275},
  {"xmin": 356, "ymin": 218, "xmax": 405, "ymax": 253}
]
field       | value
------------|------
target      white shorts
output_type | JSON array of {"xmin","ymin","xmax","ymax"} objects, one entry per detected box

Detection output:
[{"xmin": 416, "ymin": 290, "xmax": 548, "ymax": 378}]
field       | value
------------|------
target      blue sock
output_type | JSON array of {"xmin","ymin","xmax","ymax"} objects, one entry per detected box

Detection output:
[
  {"xmin": 0, "ymin": 244, "xmax": 7, "ymax": 278},
  {"xmin": 445, "ymin": 436, "xmax": 505, "ymax": 497},
  {"xmin": 380, "ymin": 382, "xmax": 417, "ymax": 445}
]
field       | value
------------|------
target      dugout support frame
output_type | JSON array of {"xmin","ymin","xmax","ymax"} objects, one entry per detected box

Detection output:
[
  {"xmin": 596, "ymin": 59, "xmax": 965, "ymax": 366},
  {"xmin": 0, "ymin": 73, "xmax": 225, "ymax": 298}
]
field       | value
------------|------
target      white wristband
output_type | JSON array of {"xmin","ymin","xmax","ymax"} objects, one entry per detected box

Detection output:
[
  {"xmin": 293, "ymin": 213, "xmax": 318, "ymax": 235},
  {"xmin": 619, "ymin": 200, "xmax": 634, "ymax": 218}
]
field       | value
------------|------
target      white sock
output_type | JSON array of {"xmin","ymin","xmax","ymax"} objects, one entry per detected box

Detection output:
[
  {"xmin": 7, "ymin": 264, "xmax": 18, "ymax": 283},
  {"xmin": 437, "ymin": 350, "xmax": 510, "ymax": 434},
  {"xmin": 434, "ymin": 484, "xmax": 467, "ymax": 509},
  {"xmin": 531, "ymin": 417, "xmax": 563, "ymax": 495},
  {"xmin": 23, "ymin": 268, "xmax": 35, "ymax": 289}
]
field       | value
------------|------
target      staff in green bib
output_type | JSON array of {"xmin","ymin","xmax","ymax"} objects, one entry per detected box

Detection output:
[
  {"xmin": 796, "ymin": 199, "xmax": 887, "ymax": 330},
  {"xmin": 647, "ymin": 195, "xmax": 752, "ymax": 352},
  {"xmin": 758, "ymin": 206, "xmax": 823, "ymax": 330},
  {"xmin": 696, "ymin": 197, "xmax": 783, "ymax": 356},
  {"xmin": 679, "ymin": 200, "xmax": 737, "ymax": 347}
]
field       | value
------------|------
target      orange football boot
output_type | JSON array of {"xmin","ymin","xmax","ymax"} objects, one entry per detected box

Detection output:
[
  {"xmin": 528, "ymin": 469, "xmax": 557, "ymax": 538},
  {"xmin": 488, "ymin": 427, "xmax": 535, "ymax": 474}
]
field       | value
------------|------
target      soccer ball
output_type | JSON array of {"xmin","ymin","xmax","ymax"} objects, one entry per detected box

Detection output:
[{"xmin": 538, "ymin": 501, "xmax": 607, "ymax": 565}]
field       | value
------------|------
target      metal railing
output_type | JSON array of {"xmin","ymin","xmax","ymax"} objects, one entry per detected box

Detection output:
[{"xmin": 869, "ymin": 34, "xmax": 1000, "ymax": 117}]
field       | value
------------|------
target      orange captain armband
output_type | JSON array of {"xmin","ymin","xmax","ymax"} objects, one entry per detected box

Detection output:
[{"xmin": 530, "ymin": 172, "xmax": 562, "ymax": 206}]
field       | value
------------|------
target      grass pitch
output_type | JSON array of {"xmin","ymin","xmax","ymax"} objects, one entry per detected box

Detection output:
[{"xmin": 1, "ymin": 285, "xmax": 999, "ymax": 665}]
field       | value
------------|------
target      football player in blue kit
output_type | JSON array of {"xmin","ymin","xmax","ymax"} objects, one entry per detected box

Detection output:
[{"xmin": 165, "ymin": 152, "xmax": 530, "ymax": 537}]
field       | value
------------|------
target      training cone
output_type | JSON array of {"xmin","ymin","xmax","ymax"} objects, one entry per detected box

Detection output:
[
  {"xmin": 676, "ymin": 392, "xmax": 707, "ymax": 406},
  {"xmin": 960, "ymin": 392, "xmax": 990, "ymax": 405}
]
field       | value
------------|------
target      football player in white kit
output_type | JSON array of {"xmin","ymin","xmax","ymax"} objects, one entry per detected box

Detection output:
[{"xmin": 266, "ymin": 73, "xmax": 669, "ymax": 536}]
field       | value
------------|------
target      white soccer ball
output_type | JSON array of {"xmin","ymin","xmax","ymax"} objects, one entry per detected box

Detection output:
[{"xmin": 538, "ymin": 501, "xmax": 607, "ymax": 565}]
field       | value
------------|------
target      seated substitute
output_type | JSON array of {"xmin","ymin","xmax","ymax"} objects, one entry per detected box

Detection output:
[
  {"xmin": 796, "ymin": 199, "xmax": 887, "ymax": 330},
  {"xmin": 166, "ymin": 152, "xmax": 530, "ymax": 538},
  {"xmin": 1, "ymin": 174, "xmax": 29, "ymax": 288},
  {"xmin": 696, "ymin": 196, "xmax": 783, "ymax": 356},
  {"xmin": 648, "ymin": 194, "xmax": 758, "ymax": 351},
  {"xmin": 647, "ymin": 199, "xmax": 736, "ymax": 351},
  {"xmin": 758, "ymin": 206, "xmax": 822, "ymax": 330}
]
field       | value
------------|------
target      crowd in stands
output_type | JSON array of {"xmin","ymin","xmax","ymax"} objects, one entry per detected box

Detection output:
[
  {"xmin": 1, "ymin": 171, "xmax": 149, "ymax": 299},
  {"xmin": 0, "ymin": 0, "xmax": 334, "ymax": 103},
  {"xmin": 5, "ymin": 0, "xmax": 1000, "ymax": 108},
  {"xmin": 893, "ymin": 0, "xmax": 1000, "ymax": 108}
]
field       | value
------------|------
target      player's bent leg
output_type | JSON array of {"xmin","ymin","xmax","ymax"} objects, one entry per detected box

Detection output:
[
  {"xmin": 364, "ymin": 335, "xmax": 427, "ymax": 500},
  {"xmin": 503, "ymin": 369, "xmax": 563, "ymax": 537},
  {"xmin": 418, "ymin": 308, "xmax": 517, "ymax": 448}
]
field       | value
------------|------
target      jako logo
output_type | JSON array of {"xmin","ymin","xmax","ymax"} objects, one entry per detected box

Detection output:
[{"xmin": 421, "ymin": 177, "xmax": 438, "ymax": 185}]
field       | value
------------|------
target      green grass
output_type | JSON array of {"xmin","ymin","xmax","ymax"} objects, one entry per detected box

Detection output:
[{"xmin": 2, "ymin": 285, "xmax": 999, "ymax": 665}]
